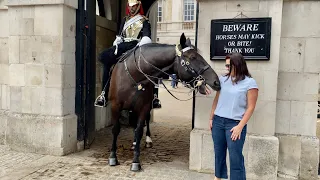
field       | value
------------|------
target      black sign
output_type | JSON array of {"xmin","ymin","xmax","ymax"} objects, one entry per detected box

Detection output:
[{"xmin": 210, "ymin": 18, "xmax": 272, "ymax": 60}]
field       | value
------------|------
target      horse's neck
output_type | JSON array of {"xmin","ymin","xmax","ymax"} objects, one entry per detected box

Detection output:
[
  {"xmin": 146, "ymin": 44, "xmax": 176, "ymax": 69},
  {"xmin": 131, "ymin": 44, "xmax": 177, "ymax": 82}
]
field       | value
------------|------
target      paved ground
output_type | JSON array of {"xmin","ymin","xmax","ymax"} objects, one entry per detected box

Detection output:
[{"xmin": 0, "ymin": 122, "xmax": 214, "ymax": 180}]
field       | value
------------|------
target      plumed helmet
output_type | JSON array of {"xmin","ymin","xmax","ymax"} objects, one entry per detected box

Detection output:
[
  {"xmin": 128, "ymin": 0, "xmax": 140, "ymax": 6},
  {"xmin": 126, "ymin": 0, "xmax": 144, "ymax": 15}
]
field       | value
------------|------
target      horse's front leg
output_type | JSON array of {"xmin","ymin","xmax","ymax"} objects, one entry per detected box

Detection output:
[
  {"xmin": 131, "ymin": 118, "xmax": 145, "ymax": 171},
  {"xmin": 109, "ymin": 104, "xmax": 121, "ymax": 166}
]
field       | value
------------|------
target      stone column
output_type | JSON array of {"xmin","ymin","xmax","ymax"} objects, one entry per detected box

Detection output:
[
  {"xmin": 0, "ymin": 0, "xmax": 9, "ymax": 145},
  {"xmin": 190, "ymin": 1, "xmax": 282, "ymax": 179},
  {"xmin": 171, "ymin": 0, "xmax": 182, "ymax": 23},
  {"xmin": 165, "ymin": 0, "xmax": 172, "ymax": 22},
  {"xmin": 169, "ymin": 0, "xmax": 182, "ymax": 31},
  {"xmin": 276, "ymin": 1, "xmax": 320, "ymax": 179},
  {"xmin": 5, "ymin": 0, "xmax": 78, "ymax": 155}
]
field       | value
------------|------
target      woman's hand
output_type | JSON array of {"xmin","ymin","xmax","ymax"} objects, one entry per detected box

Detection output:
[
  {"xmin": 209, "ymin": 120, "xmax": 213, "ymax": 130},
  {"xmin": 230, "ymin": 125, "xmax": 243, "ymax": 141}
]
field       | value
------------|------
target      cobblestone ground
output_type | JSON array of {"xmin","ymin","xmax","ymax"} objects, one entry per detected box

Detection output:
[
  {"xmin": 0, "ymin": 122, "xmax": 215, "ymax": 180},
  {"xmin": 88, "ymin": 122, "xmax": 190, "ymax": 165}
]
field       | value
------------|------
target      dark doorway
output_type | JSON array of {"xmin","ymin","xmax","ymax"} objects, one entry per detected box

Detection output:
[
  {"xmin": 75, "ymin": 0, "xmax": 97, "ymax": 148},
  {"xmin": 76, "ymin": 0, "xmax": 159, "ymax": 149}
]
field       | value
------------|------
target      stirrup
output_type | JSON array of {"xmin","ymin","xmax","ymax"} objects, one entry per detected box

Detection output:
[
  {"xmin": 152, "ymin": 94, "xmax": 161, "ymax": 109},
  {"xmin": 94, "ymin": 91, "xmax": 107, "ymax": 107}
]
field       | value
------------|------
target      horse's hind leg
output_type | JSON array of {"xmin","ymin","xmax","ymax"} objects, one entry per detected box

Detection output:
[
  {"xmin": 129, "ymin": 111, "xmax": 138, "ymax": 150},
  {"xmin": 145, "ymin": 111, "xmax": 153, "ymax": 148},
  {"xmin": 131, "ymin": 110, "xmax": 153, "ymax": 149},
  {"xmin": 131, "ymin": 110, "xmax": 153, "ymax": 150},
  {"xmin": 109, "ymin": 104, "xmax": 121, "ymax": 166}
]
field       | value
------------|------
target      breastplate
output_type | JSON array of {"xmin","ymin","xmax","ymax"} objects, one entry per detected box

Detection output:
[{"xmin": 124, "ymin": 18, "xmax": 145, "ymax": 39}]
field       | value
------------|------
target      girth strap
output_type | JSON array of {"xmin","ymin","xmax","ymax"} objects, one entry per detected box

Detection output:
[{"xmin": 130, "ymin": 89, "xmax": 143, "ymax": 110}]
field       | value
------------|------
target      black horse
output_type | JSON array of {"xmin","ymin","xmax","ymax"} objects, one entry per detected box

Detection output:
[{"xmin": 107, "ymin": 33, "xmax": 221, "ymax": 171}]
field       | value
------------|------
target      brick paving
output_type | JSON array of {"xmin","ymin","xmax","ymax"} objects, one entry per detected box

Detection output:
[
  {"xmin": 88, "ymin": 122, "xmax": 190, "ymax": 165},
  {"xmin": 0, "ymin": 122, "xmax": 215, "ymax": 180}
]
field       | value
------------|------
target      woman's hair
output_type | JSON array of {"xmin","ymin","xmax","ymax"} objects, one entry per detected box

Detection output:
[{"xmin": 225, "ymin": 52, "xmax": 251, "ymax": 84}]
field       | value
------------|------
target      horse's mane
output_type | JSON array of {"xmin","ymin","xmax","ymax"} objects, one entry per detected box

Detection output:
[{"xmin": 141, "ymin": 42, "xmax": 200, "ymax": 53}]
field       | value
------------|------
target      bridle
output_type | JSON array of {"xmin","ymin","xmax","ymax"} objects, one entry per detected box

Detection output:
[
  {"xmin": 122, "ymin": 43, "xmax": 211, "ymax": 101},
  {"xmin": 175, "ymin": 45, "xmax": 210, "ymax": 90}
]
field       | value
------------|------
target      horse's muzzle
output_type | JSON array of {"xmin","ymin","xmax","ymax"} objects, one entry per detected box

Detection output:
[{"xmin": 213, "ymin": 80, "xmax": 221, "ymax": 91}]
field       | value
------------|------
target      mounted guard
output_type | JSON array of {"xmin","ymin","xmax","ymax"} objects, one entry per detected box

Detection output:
[{"xmin": 95, "ymin": 0, "xmax": 161, "ymax": 109}]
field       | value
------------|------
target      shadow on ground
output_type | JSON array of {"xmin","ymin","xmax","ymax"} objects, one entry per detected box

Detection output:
[{"xmin": 86, "ymin": 122, "xmax": 190, "ymax": 167}]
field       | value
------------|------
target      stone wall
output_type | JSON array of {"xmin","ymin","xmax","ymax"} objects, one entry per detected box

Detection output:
[
  {"xmin": 190, "ymin": 0, "xmax": 319, "ymax": 179},
  {"xmin": 276, "ymin": 1, "xmax": 320, "ymax": 179},
  {"xmin": 0, "ymin": 0, "xmax": 8, "ymax": 145},
  {"xmin": 0, "ymin": 0, "xmax": 78, "ymax": 156}
]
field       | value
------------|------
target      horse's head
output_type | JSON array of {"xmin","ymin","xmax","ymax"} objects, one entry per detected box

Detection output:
[{"xmin": 174, "ymin": 33, "xmax": 221, "ymax": 94}]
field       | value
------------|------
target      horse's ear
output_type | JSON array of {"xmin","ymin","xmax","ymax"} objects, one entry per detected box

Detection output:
[
  {"xmin": 180, "ymin": 33, "xmax": 186, "ymax": 48},
  {"xmin": 186, "ymin": 38, "xmax": 192, "ymax": 47}
]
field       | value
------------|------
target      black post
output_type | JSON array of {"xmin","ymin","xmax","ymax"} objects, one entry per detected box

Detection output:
[
  {"xmin": 84, "ymin": 0, "xmax": 96, "ymax": 148},
  {"xmin": 117, "ymin": 0, "xmax": 122, "ymax": 32},
  {"xmin": 192, "ymin": 1, "xmax": 200, "ymax": 130},
  {"xmin": 76, "ymin": 0, "xmax": 85, "ymax": 142}
]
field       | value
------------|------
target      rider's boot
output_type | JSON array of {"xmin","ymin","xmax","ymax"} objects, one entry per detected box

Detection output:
[
  {"xmin": 152, "ymin": 84, "xmax": 161, "ymax": 109},
  {"xmin": 95, "ymin": 65, "xmax": 113, "ymax": 108}
]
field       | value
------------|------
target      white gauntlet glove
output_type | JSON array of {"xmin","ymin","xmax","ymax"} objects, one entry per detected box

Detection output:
[
  {"xmin": 113, "ymin": 35, "xmax": 123, "ymax": 46},
  {"xmin": 138, "ymin": 36, "xmax": 152, "ymax": 46}
]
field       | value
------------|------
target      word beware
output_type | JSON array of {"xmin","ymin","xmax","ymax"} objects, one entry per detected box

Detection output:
[{"xmin": 222, "ymin": 24, "xmax": 259, "ymax": 32}]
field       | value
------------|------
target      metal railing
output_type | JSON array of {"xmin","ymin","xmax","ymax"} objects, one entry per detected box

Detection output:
[{"xmin": 157, "ymin": 21, "xmax": 196, "ymax": 31}]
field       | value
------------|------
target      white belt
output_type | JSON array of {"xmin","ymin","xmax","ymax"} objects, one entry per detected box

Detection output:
[
  {"xmin": 124, "ymin": 38, "xmax": 140, "ymax": 42},
  {"xmin": 114, "ymin": 38, "xmax": 140, "ymax": 55}
]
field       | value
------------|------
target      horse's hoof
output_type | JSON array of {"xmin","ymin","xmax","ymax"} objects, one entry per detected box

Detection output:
[
  {"xmin": 145, "ymin": 142, "xmax": 153, "ymax": 148},
  {"xmin": 109, "ymin": 158, "xmax": 119, "ymax": 166},
  {"xmin": 130, "ymin": 162, "xmax": 142, "ymax": 172}
]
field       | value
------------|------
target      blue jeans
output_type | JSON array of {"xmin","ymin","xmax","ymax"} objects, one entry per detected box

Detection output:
[
  {"xmin": 211, "ymin": 115, "xmax": 247, "ymax": 180},
  {"xmin": 171, "ymin": 74, "xmax": 177, "ymax": 88}
]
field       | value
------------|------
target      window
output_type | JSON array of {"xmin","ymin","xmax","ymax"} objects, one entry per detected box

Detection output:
[
  {"xmin": 158, "ymin": 0, "xmax": 163, "ymax": 22},
  {"xmin": 183, "ymin": 0, "xmax": 195, "ymax": 21}
]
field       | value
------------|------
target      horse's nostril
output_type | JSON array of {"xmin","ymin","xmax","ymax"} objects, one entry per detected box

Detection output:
[{"xmin": 214, "ymin": 81, "xmax": 220, "ymax": 86}]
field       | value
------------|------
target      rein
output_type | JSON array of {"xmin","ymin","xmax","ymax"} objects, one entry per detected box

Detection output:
[
  {"xmin": 126, "ymin": 44, "xmax": 209, "ymax": 101},
  {"xmin": 95, "ymin": 43, "xmax": 210, "ymax": 107}
]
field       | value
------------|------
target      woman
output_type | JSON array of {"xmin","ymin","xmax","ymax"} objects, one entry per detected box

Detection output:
[{"xmin": 209, "ymin": 53, "xmax": 259, "ymax": 180}]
